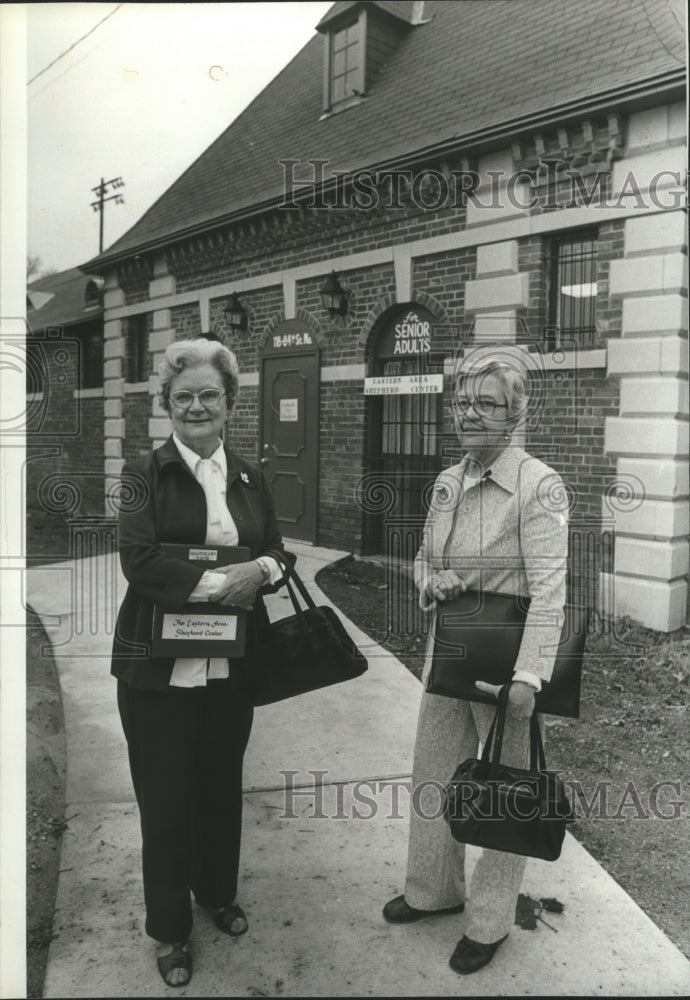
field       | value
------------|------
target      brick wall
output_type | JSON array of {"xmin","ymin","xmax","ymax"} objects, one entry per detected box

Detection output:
[
  {"xmin": 318, "ymin": 380, "xmax": 367, "ymax": 551},
  {"xmin": 209, "ymin": 286, "xmax": 284, "ymax": 370},
  {"xmin": 526, "ymin": 368, "xmax": 620, "ymax": 606},
  {"xmin": 170, "ymin": 302, "xmax": 202, "ymax": 339},
  {"xmin": 95, "ymin": 157, "xmax": 641, "ymax": 610},
  {"xmin": 123, "ymin": 392, "xmax": 153, "ymax": 462},
  {"xmin": 116, "ymin": 226, "xmax": 625, "ymax": 581},
  {"xmin": 168, "ymin": 196, "xmax": 468, "ymax": 295},
  {"xmin": 26, "ymin": 353, "xmax": 105, "ymax": 560},
  {"xmin": 596, "ymin": 220, "xmax": 626, "ymax": 340},
  {"xmin": 227, "ymin": 385, "xmax": 260, "ymax": 464},
  {"xmin": 413, "ymin": 247, "xmax": 476, "ymax": 342},
  {"xmin": 519, "ymin": 234, "xmax": 547, "ymax": 339}
]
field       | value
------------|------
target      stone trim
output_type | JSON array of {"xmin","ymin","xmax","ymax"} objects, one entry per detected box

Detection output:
[
  {"xmin": 258, "ymin": 308, "xmax": 326, "ymax": 353},
  {"xmin": 321, "ymin": 364, "xmax": 366, "ymax": 382},
  {"xmin": 73, "ymin": 388, "xmax": 104, "ymax": 399},
  {"xmin": 604, "ymin": 208, "xmax": 689, "ymax": 631}
]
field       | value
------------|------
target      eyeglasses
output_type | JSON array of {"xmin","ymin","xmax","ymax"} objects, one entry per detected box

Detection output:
[
  {"xmin": 170, "ymin": 389, "xmax": 227, "ymax": 410},
  {"xmin": 451, "ymin": 397, "xmax": 509, "ymax": 417}
]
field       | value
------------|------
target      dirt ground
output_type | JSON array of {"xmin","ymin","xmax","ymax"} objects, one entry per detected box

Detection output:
[
  {"xmin": 317, "ymin": 556, "xmax": 690, "ymax": 961},
  {"xmin": 26, "ymin": 608, "xmax": 67, "ymax": 1000}
]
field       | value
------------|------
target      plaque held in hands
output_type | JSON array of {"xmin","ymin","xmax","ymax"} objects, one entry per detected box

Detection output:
[{"xmin": 151, "ymin": 544, "xmax": 251, "ymax": 657}]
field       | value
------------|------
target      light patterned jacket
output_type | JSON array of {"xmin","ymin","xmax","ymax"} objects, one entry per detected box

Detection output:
[{"xmin": 414, "ymin": 445, "xmax": 569, "ymax": 688}]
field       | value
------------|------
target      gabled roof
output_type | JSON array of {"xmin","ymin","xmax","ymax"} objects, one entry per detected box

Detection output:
[
  {"xmin": 316, "ymin": 0, "xmax": 421, "ymax": 29},
  {"xmin": 85, "ymin": 0, "xmax": 685, "ymax": 270},
  {"xmin": 26, "ymin": 268, "xmax": 103, "ymax": 331}
]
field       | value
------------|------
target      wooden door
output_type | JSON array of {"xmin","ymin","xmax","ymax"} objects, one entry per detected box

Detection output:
[{"xmin": 260, "ymin": 351, "xmax": 319, "ymax": 542}]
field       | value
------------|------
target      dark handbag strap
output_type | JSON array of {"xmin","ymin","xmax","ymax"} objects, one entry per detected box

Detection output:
[
  {"xmin": 270, "ymin": 554, "xmax": 318, "ymax": 622},
  {"xmin": 482, "ymin": 684, "xmax": 547, "ymax": 778}
]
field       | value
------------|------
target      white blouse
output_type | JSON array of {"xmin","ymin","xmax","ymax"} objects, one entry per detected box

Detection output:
[{"xmin": 169, "ymin": 434, "xmax": 281, "ymax": 687}]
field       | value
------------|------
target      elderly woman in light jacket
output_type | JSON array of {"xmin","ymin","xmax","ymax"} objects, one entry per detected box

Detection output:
[{"xmin": 383, "ymin": 352, "xmax": 568, "ymax": 975}]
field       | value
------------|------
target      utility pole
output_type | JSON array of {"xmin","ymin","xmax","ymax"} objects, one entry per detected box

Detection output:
[{"xmin": 90, "ymin": 176, "xmax": 125, "ymax": 253}]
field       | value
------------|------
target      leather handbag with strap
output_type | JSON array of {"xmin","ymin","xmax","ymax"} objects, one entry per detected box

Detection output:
[
  {"xmin": 442, "ymin": 684, "xmax": 574, "ymax": 861},
  {"xmin": 242, "ymin": 558, "xmax": 368, "ymax": 706},
  {"xmin": 426, "ymin": 589, "xmax": 588, "ymax": 718}
]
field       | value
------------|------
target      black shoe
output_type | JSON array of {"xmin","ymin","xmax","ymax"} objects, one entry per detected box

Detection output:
[
  {"xmin": 383, "ymin": 894, "xmax": 465, "ymax": 924},
  {"xmin": 449, "ymin": 933, "xmax": 508, "ymax": 974}
]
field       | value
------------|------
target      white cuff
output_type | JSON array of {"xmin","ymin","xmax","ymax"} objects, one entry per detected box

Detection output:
[
  {"xmin": 258, "ymin": 556, "xmax": 283, "ymax": 585},
  {"xmin": 512, "ymin": 670, "xmax": 542, "ymax": 692},
  {"xmin": 186, "ymin": 570, "xmax": 227, "ymax": 601}
]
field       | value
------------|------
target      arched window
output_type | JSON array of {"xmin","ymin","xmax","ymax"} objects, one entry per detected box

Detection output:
[
  {"xmin": 84, "ymin": 278, "xmax": 104, "ymax": 310},
  {"xmin": 363, "ymin": 305, "xmax": 444, "ymax": 555}
]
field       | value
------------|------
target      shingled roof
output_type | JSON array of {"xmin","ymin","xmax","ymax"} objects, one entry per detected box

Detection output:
[
  {"xmin": 27, "ymin": 268, "xmax": 103, "ymax": 331},
  {"xmin": 85, "ymin": 0, "xmax": 685, "ymax": 269}
]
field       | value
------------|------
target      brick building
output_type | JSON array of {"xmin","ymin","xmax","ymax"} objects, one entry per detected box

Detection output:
[
  {"xmin": 55, "ymin": 0, "xmax": 685, "ymax": 629},
  {"xmin": 25, "ymin": 268, "xmax": 105, "ymax": 557}
]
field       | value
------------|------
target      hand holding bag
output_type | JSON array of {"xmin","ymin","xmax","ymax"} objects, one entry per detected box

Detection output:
[
  {"xmin": 243, "ymin": 559, "xmax": 368, "ymax": 706},
  {"xmin": 442, "ymin": 684, "xmax": 574, "ymax": 861}
]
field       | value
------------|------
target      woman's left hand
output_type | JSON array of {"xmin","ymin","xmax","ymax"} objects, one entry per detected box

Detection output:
[
  {"xmin": 475, "ymin": 680, "xmax": 536, "ymax": 718},
  {"xmin": 209, "ymin": 562, "xmax": 263, "ymax": 610}
]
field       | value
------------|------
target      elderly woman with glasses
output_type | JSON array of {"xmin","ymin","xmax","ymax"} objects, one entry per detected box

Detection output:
[
  {"xmin": 383, "ymin": 351, "xmax": 568, "ymax": 975},
  {"xmin": 112, "ymin": 337, "xmax": 290, "ymax": 987}
]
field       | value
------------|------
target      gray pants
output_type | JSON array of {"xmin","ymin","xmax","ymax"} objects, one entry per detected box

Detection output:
[{"xmin": 404, "ymin": 691, "xmax": 531, "ymax": 944}]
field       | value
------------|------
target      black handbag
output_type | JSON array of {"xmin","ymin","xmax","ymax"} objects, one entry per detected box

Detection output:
[
  {"xmin": 243, "ymin": 559, "xmax": 368, "ymax": 706},
  {"xmin": 442, "ymin": 684, "xmax": 574, "ymax": 861},
  {"xmin": 426, "ymin": 590, "xmax": 588, "ymax": 718}
]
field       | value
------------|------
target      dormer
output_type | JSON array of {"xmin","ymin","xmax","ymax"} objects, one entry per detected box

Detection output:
[
  {"xmin": 84, "ymin": 276, "xmax": 104, "ymax": 310},
  {"xmin": 316, "ymin": 1, "xmax": 427, "ymax": 115}
]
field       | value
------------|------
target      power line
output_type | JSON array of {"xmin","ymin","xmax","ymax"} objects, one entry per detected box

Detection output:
[
  {"xmin": 28, "ymin": 36, "xmax": 108, "ymax": 102},
  {"xmin": 27, "ymin": 3, "xmax": 124, "ymax": 86}
]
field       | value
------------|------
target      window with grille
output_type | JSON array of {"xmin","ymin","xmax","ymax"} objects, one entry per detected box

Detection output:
[
  {"xmin": 126, "ymin": 314, "xmax": 148, "ymax": 383},
  {"xmin": 329, "ymin": 18, "xmax": 363, "ymax": 106},
  {"xmin": 380, "ymin": 358, "xmax": 440, "ymax": 460},
  {"xmin": 364, "ymin": 352, "xmax": 444, "ymax": 555},
  {"xmin": 548, "ymin": 231, "xmax": 598, "ymax": 347}
]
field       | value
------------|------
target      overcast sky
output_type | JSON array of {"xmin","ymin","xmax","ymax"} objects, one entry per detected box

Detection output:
[{"xmin": 27, "ymin": 2, "xmax": 332, "ymax": 275}]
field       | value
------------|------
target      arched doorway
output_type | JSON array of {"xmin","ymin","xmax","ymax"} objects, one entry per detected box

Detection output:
[{"xmin": 362, "ymin": 305, "xmax": 445, "ymax": 555}]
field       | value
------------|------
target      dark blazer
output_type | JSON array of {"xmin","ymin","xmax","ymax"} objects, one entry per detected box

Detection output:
[{"xmin": 111, "ymin": 436, "xmax": 292, "ymax": 690}]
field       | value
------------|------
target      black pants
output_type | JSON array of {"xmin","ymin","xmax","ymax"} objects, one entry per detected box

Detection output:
[{"xmin": 117, "ymin": 679, "xmax": 254, "ymax": 943}]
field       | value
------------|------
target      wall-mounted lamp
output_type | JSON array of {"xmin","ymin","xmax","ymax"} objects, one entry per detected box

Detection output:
[
  {"xmin": 223, "ymin": 292, "xmax": 249, "ymax": 333},
  {"xmin": 319, "ymin": 271, "xmax": 349, "ymax": 317}
]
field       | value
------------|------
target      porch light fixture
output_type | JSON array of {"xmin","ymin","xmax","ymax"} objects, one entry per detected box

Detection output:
[
  {"xmin": 319, "ymin": 271, "xmax": 349, "ymax": 317},
  {"xmin": 223, "ymin": 292, "xmax": 249, "ymax": 333}
]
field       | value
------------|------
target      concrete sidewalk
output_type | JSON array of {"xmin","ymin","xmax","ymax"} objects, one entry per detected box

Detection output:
[{"xmin": 27, "ymin": 542, "xmax": 690, "ymax": 998}]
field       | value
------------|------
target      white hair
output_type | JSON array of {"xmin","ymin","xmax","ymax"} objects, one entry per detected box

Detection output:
[
  {"xmin": 158, "ymin": 338, "xmax": 240, "ymax": 412},
  {"xmin": 454, "ymin": 354, "xmax": 529, "ymax": 423}
]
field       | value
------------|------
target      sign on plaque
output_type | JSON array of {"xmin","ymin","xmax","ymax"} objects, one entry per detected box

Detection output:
[
  {"xmin": 280, "ymin": 398, "xmax": 299, "ymax": 421},
  {"xmin": 160, "ymin": 613, "xmax": 238, "ymax": 642},
  {"xmin": 150, "ymin": 543, "xmax": 250, "ymax": 657}
]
